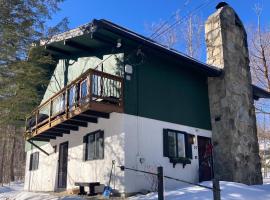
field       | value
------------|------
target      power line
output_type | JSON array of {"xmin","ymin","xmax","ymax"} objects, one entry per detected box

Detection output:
[
  {"xmin": 149, "ymin": 0, "xmax": 190, "ymax": 38},
  {"xmin": 152, "ymin": 0, "xmax": 217, "ymax": 41},
  {"xmin": 93, "ymin": 0, "xmax": 217, "ymax": 72}
]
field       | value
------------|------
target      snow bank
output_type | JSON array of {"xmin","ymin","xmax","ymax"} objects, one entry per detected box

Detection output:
[
  {"xmin": 129, "ymin": 181, "xmax": 270, "ymax": 200},
  {"xmin": 0, "ymin": 182, "xmax": 82, "ymax": 200},
  {"xmin": 1, "ymin": 181, "xmax": 270, "ymax": 200}
]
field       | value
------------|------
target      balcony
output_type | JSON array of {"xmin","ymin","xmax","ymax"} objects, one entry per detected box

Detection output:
[{"xmin": 24, "ymin": 69, "xmax": 124, "ymax": 141}]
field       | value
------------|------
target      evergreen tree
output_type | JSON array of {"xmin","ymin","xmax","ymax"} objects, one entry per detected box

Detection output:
[
  {"xmin": 0, "ymin": 0, "xmax": 68, "ymax": 126},
  {"xmin": 0, "ymin": 0, "xmax": 68, "ymax": 183}
]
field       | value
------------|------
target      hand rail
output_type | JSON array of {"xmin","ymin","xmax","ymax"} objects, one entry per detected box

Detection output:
[{"xmin": 25, "ymin": 69, "xmax": 124, "ymax": 134}]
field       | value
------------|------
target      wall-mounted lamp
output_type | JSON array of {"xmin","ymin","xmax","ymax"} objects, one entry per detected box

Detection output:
[
  {"xmin": 125, "ymin": 64, "xmax": 133, "ymax": 74},
  {"xmin": 116, "ymin": 39, "xmax": 122, "ymax": 48}
]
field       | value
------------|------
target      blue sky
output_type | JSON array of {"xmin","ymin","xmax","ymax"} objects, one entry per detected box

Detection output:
[
  {"xmin": 48, "ymin": 0, "xmax": 270, "ymax": 61},
  {"xmin": 49, "ymin": 0, "xmax": 270, "ymax": 35}
]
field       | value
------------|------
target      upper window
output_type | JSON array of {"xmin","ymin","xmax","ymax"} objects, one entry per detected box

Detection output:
[
  {"xmin": 29, "ymin": 152, "xmax": 39, "ymax": 171},
  {"xmin": 163, "ymin": 129, "xmax": 193, "ymax": 159},
  {"xmin": 83, "ymin": 130, "xmax": 104, "ymax": 161}
]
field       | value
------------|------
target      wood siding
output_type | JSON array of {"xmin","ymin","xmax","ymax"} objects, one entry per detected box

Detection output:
[{"xmin": 124, "ymin": 54, "xmax": 212, "ymax": 130}]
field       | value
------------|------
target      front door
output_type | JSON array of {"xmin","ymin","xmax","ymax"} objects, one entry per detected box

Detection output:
[
  {"xmin": 58, "ymin": 141, "xmax": 68, "ymax": 188},
  {"xmin": 198, "ymin": 136, "xmax": 213, "ymax": 182}
]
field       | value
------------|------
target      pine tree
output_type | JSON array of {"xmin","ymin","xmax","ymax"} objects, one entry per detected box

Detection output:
[
  {"xmin": 0, "ymin": 0, "xmax": 69, "ymax": 183},
  {"xmin": 0, "ymin": 0, "xmax": 68, "ymax": 125}
]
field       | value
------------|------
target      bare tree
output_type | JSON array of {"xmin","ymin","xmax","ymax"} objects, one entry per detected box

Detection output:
[
  {"xmin": 248, "ymin": 2, "xmax": 270, "ymax": 178},
  {"xmin": 146, "ymin": 10, "xmax": 204, "ymax": 60},
  {"xmin": 248, "ymin": 3, "xmax": 270, "ymax": 118},
  {"xmin": 181, "ymin": 15, "xmax": 204, "ymax": 59}
]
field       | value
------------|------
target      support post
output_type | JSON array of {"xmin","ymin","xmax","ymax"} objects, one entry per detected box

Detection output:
[
  {"xmin": 28, "ymin": 140, "xmax": 50, "ymax": 156},
  {"xmin": 65, "ymin": 88, "xmax": 69, "ymax": 118},
  {"xmin": 213, "ymin": 179, "xmax": 221, "ymax": 200},
  {"xmin": 157, "ymin": 166, "xmax": 164, "ymax": 200},
  {"xmin": 49, "ymin": 99, "xmax": 52, "ymax": 127}
]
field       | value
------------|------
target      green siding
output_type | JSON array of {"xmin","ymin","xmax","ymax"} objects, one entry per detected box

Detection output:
[
  {"xmin": 41, "ymin": 54, "xmax": 123, "ymax": 104},
  {"xmin": 25, "ymin": 141, "xmax": 48, "ymax": 152},
  {"xmin": 124, "ymin": 55, "xmax": 212, "ymax": 130}
]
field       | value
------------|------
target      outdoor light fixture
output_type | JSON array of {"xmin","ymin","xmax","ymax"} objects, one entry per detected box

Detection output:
[
  {"xmin": 125, "ymin": 64, "xmax": 133, "ymax": 74},
  {"xmin": 116, "ymin": 39, "xmax": 122, "ymax": 48}
]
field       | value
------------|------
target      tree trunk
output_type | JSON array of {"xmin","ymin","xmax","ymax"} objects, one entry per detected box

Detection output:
[
  {"xmin": 0, "ymin": 137, "xmax": 6, "ymax": 186},
  {"xmin": 10, "ymin": 131, "xmax": 16, "ymax": 182}
]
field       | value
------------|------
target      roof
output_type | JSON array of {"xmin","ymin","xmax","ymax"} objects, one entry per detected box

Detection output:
[
  {"xmin": 41, "ymin": 19, "xmax": 222, "ymax": 77},
  {"xmin": 40, "ymin": 19, "xmax": 270, "ymax": 100}
]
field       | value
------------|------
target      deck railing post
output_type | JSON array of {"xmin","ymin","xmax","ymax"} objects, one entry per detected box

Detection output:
[
  {"xmin": 88, "ymin": 73, "xmax": 92, "ymax": 103},
  {"xmin": 35, "ymin": 110, "xmax": 39, "ymax": 135},
  {"xmin": 49, "ymin": 99, "xmax": 52, "ymax": 127},
  {"xmin": 157, "ymin": 166, "xmax": 164, "ymax": 200},
  {"xmin": 65, "ymin": 88, "xmax": 69, "ymax": 119}
]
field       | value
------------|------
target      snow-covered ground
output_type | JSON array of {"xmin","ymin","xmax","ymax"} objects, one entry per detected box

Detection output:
[
  {"xmin": 130, "ymin": 181, "xmax": 270, "ymax": 200},
  {"xmin": 0, "ymin": 182, "xmax": 82, "ymax": 200},
  {"xmin": 1, "ymin": 181, "xmax": 270, "ymax": 200}
]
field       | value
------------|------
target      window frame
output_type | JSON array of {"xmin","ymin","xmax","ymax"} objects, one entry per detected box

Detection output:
[
  {"xmin": 83, "ymin": 130, "xmax": 104, "ymax": 161},
  {"xmin": 163, "ymin": 129, "xmax": 193, "ymax": 159},
  {"xmin": 29, "ymin": 152, "xmax": 39, "ymax": 171}
]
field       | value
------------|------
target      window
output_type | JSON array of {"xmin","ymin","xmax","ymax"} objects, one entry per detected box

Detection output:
[
  {"xmin": 83, "ymin": 130, "xmax": 104, "ymax": 160},
  {"xmin": 29, "ymin": 152, "xmax": 39, "ymax": 171},
  {"xmin": 163, "ymin": 129, "xmax": 193, "ymax": 159}
]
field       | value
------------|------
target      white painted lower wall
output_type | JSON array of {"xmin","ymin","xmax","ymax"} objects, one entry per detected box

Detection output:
[
  {"xmin": 24, "ymin": 113, "xmax": 211, "ymax": 195},
  {"xmin": 24, "ymin": 113, "xmax": 125, "ymax": 192},
  {"xmin": 124, "ymin": 114, "xmax": 212, "ymax": 194}
]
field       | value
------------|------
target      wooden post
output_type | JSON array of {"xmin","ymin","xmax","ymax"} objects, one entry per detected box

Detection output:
[
  {"xmin": 89, "ymin": 74, "xmax": 92, "ymax": 103},
  {"xmin": 49, "ymin": 99, "xmax": 52, "ymax": 127},
  {"xmin": 65, "ymin": 88, "xmax": 69, "ymax": 119},
  {"xmin": 213, "ymin": 179, "xmax": 221, "ymax": 200},
  {"xmin": 35, "ymin": 110, "xmax": 39, "ymax": 135},
  {"xmin": 157, "ymin": 166, "xmax": 164, "ymax": 200}
]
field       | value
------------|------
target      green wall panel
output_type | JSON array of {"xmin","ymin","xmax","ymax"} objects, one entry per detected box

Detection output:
[
  {"xmin": 25, "ymin": 141, "xmax": 48, "ymax": 152},
  {"xmin": 124, "ymin": 55, "xmax": 212, "ymax": 130}
]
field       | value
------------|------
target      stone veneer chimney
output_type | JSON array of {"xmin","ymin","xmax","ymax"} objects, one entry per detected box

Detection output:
[{"xmin": 205, "ymin": 2, "xmax": 262, "ymax": 184}]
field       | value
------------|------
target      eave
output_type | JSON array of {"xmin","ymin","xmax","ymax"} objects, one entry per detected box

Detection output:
[{"xmin": 40, "ymin": 19, "xmax": 222, "ymax": 77}]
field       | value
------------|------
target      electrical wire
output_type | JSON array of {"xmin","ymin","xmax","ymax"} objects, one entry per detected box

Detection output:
[
  {"xmin": 149, "ymin": 0, "xmax": 190, "ymax": 38},
  {"xmin": 152, "ymin": 0, "xmax": 217, "ymax": 40}
]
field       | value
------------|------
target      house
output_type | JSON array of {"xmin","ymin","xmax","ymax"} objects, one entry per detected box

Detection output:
[{"xmin": 23, "ymin": 3, "xmax": 270, "ymax": 196}]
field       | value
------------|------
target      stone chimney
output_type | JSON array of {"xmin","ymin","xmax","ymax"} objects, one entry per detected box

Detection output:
[{"xmin": 205, "ymin": 2, "xmax": 262, "ymax": 184}]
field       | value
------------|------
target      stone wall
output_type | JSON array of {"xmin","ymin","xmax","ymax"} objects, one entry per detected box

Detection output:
[{"xmin": 205, "ymin": 4, "xmax": 262, "ymax": 184}]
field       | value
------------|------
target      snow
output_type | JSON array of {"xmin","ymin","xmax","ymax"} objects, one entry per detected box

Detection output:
[
  {"xmin": 0, "ymin": 182, "xmax": 82, "ymax": 200},
  {"xmin": 129, "ymin": 181, "xmax": 270, "ymax": 200},
  {"xmin": 1, "ymin": 181, "xmax": 270, "ymax": 200}
]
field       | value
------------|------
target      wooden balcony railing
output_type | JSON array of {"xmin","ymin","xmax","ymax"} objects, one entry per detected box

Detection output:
[{"xmin": 24, "ymin": 69, "xmax": 124, "ymax": 140}]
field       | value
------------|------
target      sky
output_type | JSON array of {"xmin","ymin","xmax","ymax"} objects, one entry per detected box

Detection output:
[
  {"xmin": 48, "ymin": 0, "xmax": 270, "ymax": 35},
  {"xmin": 47, "ymin": 0, "xmax": 270, "ymax": 61}
]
